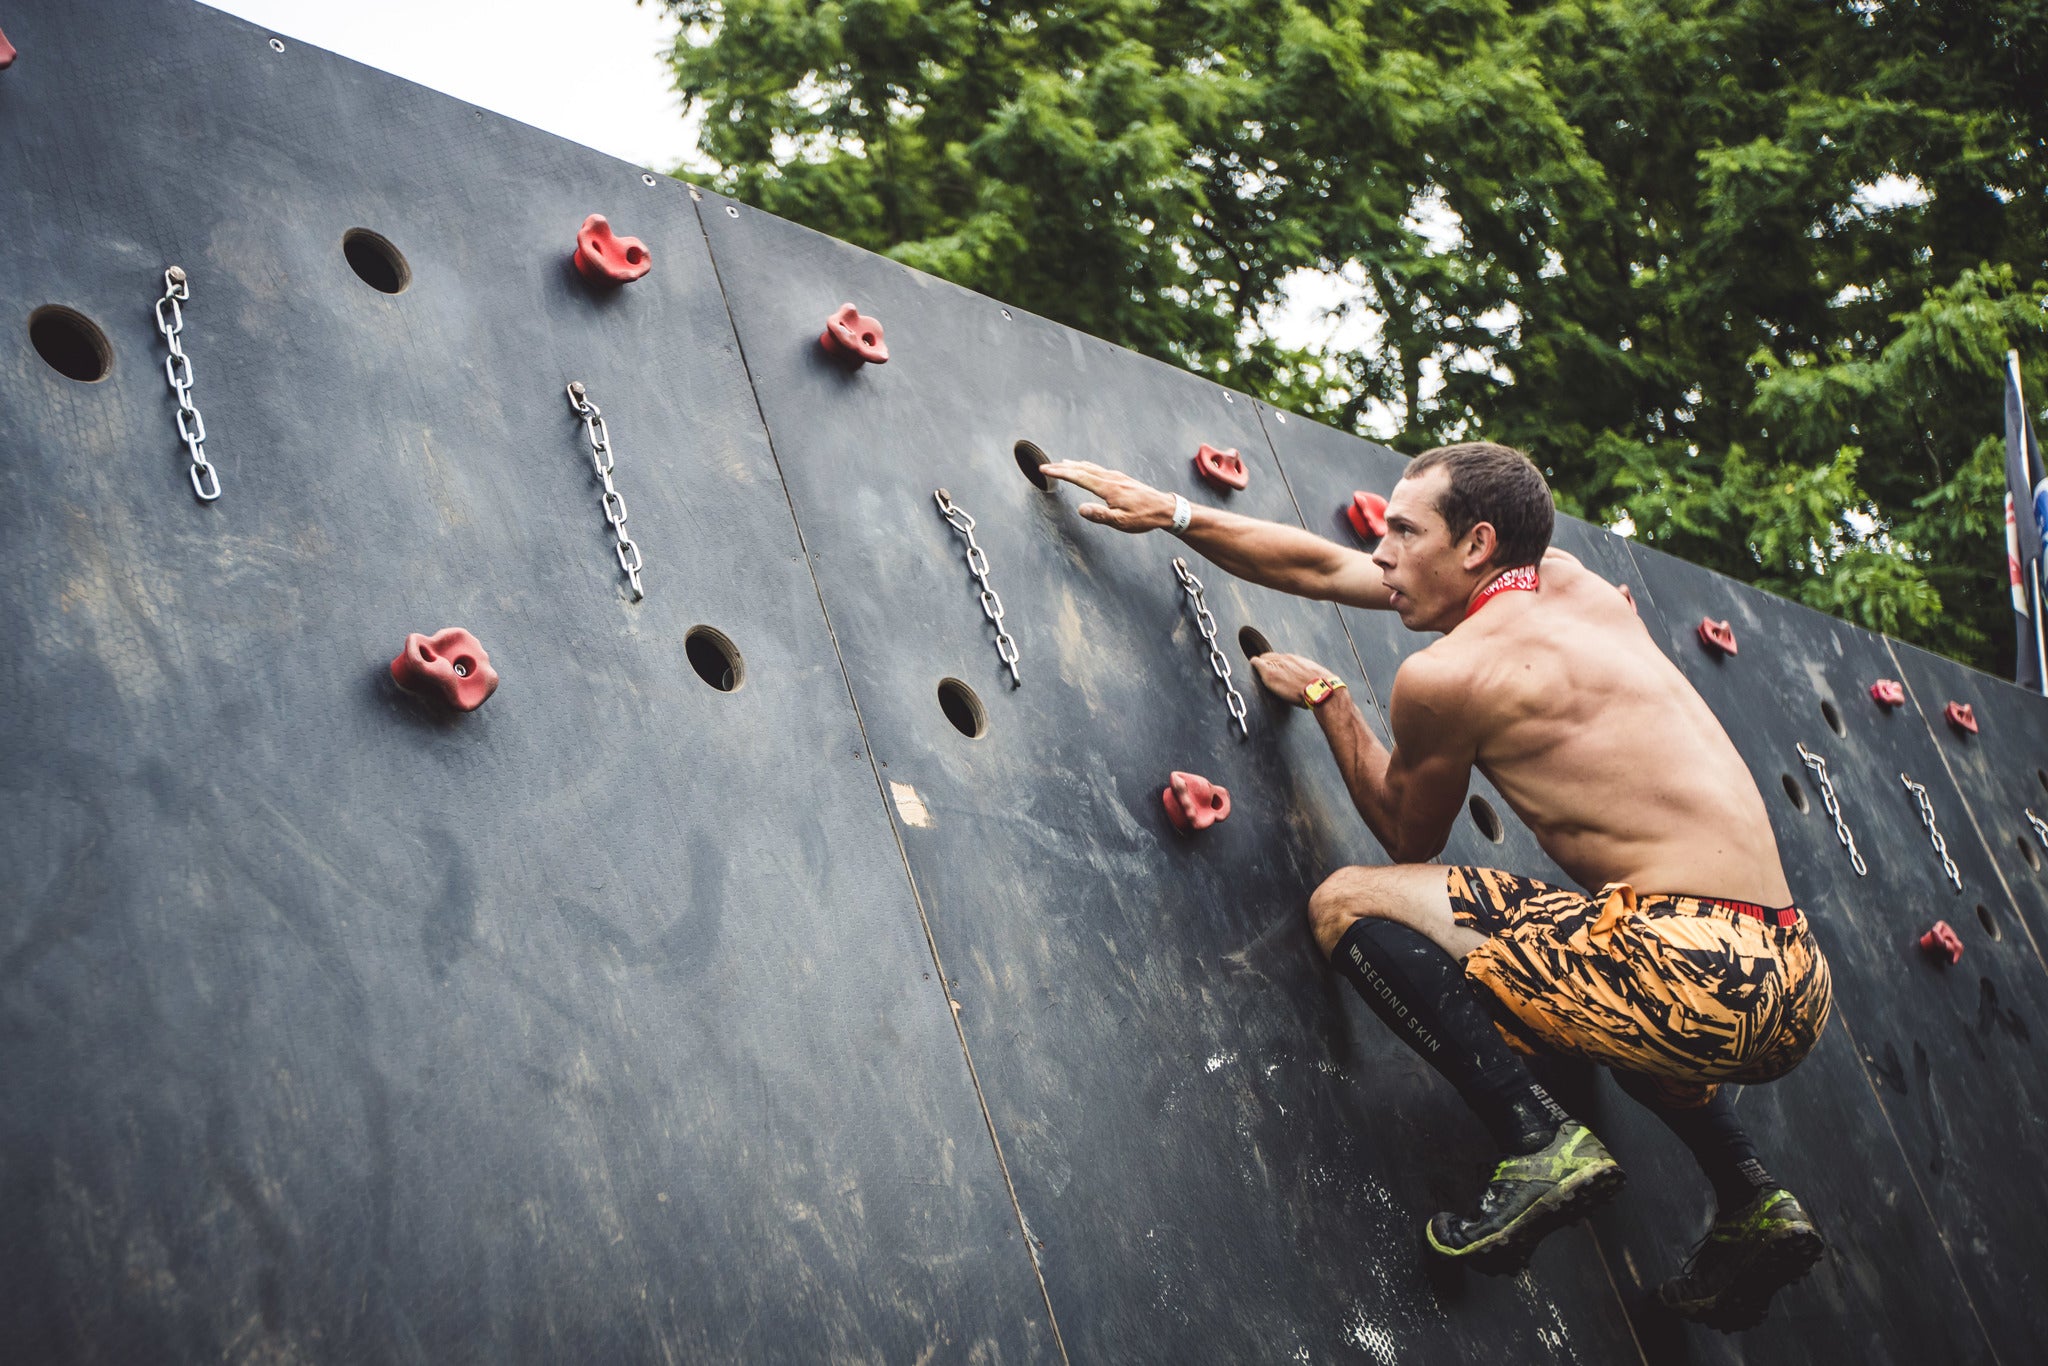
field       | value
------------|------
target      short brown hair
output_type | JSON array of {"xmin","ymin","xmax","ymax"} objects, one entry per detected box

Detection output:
[{"xmin": 1403, "ymin": 441, "xmax": 1554, "ymax": 569}]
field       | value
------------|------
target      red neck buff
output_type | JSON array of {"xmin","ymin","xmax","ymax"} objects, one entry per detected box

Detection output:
[{"xmin": 1464, "ymin": 564, "xmax": 1540, "ymax": 620}]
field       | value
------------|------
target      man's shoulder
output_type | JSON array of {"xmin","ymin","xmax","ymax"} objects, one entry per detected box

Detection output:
[{"xmin": 1393, "ymin": 635, "xmax": 1479, "ymax": 705}]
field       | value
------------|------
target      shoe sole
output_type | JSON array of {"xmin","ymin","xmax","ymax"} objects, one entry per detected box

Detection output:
[
  {"xmin": 1659, "ymin": 1225, "xmax": 1826, "ymax": 1332},
  {"xmin": 1425, "ymin": 1160, "xmax": 1628, "ymax": 1274}
]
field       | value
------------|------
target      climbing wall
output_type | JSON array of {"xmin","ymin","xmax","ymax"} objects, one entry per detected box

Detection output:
[
  {"xmin": 0, "ymin": 4, "xmax": 1049, "ymax": 1361},
  {"xmin": 0, "ymin": 1, "xmax": 2043, "ymax": 1362}
]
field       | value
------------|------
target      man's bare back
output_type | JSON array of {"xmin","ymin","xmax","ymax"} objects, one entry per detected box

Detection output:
[{"xmin": 1422, "ymin": 549, "xmax": 1793, "ymax": 905}]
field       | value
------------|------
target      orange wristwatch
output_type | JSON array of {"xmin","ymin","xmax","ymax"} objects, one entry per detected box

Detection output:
[{"xmin": 1303, "ymin": 677, "xmax": 1347, "ymax": 708}]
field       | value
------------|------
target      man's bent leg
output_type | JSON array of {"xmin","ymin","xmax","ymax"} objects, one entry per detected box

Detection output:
[
  {"xmin": 1309, "ymin": 864, "xmax": 1486, "ymax": 960},
  {"xmin": 1312, "ymin": 866, "xmax": 1561, "ymax": 1154},
  {"xmin": 1311, "ymin": 866, "xmax": 1624, "ymax": 1267},
  {"xmin": 1612, "ymin": 1071, "xmax": 1773, "ymax": 1215},
  {"xmin": 1613, "ymin": 1071, "xmax": 1825, "ymax": 1331}
]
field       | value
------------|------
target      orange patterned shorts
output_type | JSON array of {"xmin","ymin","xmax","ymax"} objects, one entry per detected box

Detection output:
[{"xmin": 1446, "ymin": 868, "xmax": 1834, "ymax": 1108}]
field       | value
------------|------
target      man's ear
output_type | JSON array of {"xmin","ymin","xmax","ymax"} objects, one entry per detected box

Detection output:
[{"xmin": 1461, "ymin": 522, "xmax": 1499, "ymax": 572}]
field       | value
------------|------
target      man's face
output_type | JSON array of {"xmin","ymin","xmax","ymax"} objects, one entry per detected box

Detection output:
[{"xmin": 1372, "ymin": 468, "xmax": 1478, "ymax": 632}]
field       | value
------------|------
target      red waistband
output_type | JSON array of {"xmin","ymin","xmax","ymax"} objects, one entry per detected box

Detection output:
[{"xmin": 1698, "ymin": 896, "xmax": 1801, "ymax": 929}]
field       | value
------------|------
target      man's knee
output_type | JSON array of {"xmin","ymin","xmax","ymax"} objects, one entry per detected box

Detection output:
[{"xmin": 1308, "ymin": 866, "xmax": 1386, "ymax": 957}]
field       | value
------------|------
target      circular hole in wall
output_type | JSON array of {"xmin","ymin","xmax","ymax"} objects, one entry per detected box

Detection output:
[
  {"xmin": 1014, "ymin": 440, "xmax": 1052, "ymax": 490},
  {"xmin": 2019, "ymin": 834, "xmax": 2041, "ymax": 872},
  {"xmin": 1781, "ymin": 773, "xmax": 1810, "ymax": 812},
  {"xmin": 938, "ymin": 678, "xmax": 986, "ymax": 738},
  {"xmin": 1238, "ymin": 625, "xmax": 1273, "ymax": 661},
  {"xmin": 1468, "ymin": 794, "xmax": 1505, "ymax": 843},
  {"xmin": 28, "ymin": 306, "xmax": 113, "ymax": 382},
  {"xmin": 684, "ymin": 626, "xmax": 743, "ymax": 692},
  {"xmin": 342, "ymin": 228, "xmax": 411, "ymax": 294},
  {"xmin": 1821, "ymin": 699, "xmax": 1845, "ymax": 737},
  {"xmin": 1978, "ymin": 903, "xmax": 2003, "ymax": 941},
  {"xmin": 2039, "ymin": 769, "xmax": 2048, "ymax": 797}
]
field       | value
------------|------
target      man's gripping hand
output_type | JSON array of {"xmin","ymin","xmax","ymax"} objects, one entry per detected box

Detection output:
[
  {"xmin": 1248, "ymin": 651, "xmax": 1339, "ymax": 708},
  {"xmin": 1038, "ymin": 460, "xmax": 1177, "ymax": 533}
]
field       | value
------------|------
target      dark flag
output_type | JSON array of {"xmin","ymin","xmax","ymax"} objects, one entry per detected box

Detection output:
[{"xmin": 2006, "ymin": 350, "xmax": 2046, "ymax": 692}]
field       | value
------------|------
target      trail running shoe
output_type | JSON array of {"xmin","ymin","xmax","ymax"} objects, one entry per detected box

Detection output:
[
  {"xmin": 1424, "ymin": 1121, "xmax": 1626, "ymax": 1273},
  {"xmin": 1655, "ymin": 1188, "xmax": 1825, "ymax": 1332}
]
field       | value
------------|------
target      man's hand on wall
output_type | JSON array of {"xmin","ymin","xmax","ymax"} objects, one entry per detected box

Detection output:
[
  {"xmin": 1039, "ymin": 461, "xmax": 1176, "ymax": 532},
  {"xmin": 1249, "ymin": 651, "xmax": 1340, "ymax": 708}
]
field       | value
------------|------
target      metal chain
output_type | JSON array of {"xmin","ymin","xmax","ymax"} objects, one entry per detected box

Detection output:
[
  {"xmin": 1796, "ymin": 743, "xmax": 1867, "ymax": 876},
  {"xmin": 154, "ymin": 267, "xmax": 220, "ymax": 502},
  {"xmin": 1172, "ymin": 557, "xmax": 1249, "ymax": 738},
  {"xmin": 2026, "ymin": 808, "xmax": 2048, "ymax": 850},
  {"xmin": 565, "ymin": 382, "xmax": 644, "ymax": 600},
  {"xmin": 934, "ymin": 489, "xmax": 1021, "ymax": 687},
  {"xmin": 1900, "ymin": 772, "xmax": 1963, "ymax": 891}
]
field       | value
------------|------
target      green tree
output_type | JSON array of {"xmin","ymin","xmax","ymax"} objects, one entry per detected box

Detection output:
[{"xmin": 656, "ymin": 0, "xmax": 2048, "ymax": 672}]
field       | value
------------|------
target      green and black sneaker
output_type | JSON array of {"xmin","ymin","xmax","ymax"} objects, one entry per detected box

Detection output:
[
  {"xmin": 1424, "ymin": 1121, "xmax": 1626, "ymax": 1273},
  {"xmin": 1656, "ymin": 1187, "xmax": 1825, "ymax": 1332}
]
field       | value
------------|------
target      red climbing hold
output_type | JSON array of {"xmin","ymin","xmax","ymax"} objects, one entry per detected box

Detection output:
[
  {"xmin": 1163, "ymin": 771, "xmax": 1231, "ymax": 833},
  {"xmin": 572, "ymin": 214, "xmax": 651, "ymax": 285},
  {"xmin": 1944, "ymin": 701, "xmax": 1979, "ymax": 735},
  {"xmin": 1697, "ymin": 618, "xmax": 1738, "ymax": 657},
  {"xmin": 1870, "ymin": 679, "xmax": 1905, "ymax": 707},
  {"xmin": 390, "ymin": 628, "xmax": 500, "ymax": 712},
  {"xmin": 1919, "ymin": 921, "xmax": 1964, "ymax": 965},
  {"xmin": 820, "ymin": 302, "xmax": 889, "ymax": 365},
  {"xmin": 0, "ymin": 23, "xmax": 17, "ymax": 70},
  {"xmin": 1194, "ymin": 444, "xmax": 1248, "ymax": 492},
  {"xmin": 1347, "ymin": 491, "xmax": 1389, "ymax": 540}
]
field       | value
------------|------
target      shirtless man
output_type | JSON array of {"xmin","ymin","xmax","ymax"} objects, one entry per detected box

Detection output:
[{"xmin": 1042, "ymin": 442, "xmax": 1833, "ymax": 1331}]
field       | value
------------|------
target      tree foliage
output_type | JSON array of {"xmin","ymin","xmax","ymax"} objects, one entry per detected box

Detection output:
[{"xmin": 657, "ymin": 0, "xmax": 2048, "ymax": 670}]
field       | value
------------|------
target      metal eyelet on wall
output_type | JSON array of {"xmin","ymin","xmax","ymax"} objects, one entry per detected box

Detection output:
[
  {"xmin": 1901, "ymin": 772, "xmax": 1962, "ymax": 891},
  {"xmin": 154, "ymin": 267, "xmax": 221, "ymax": 502},
  {"xmin": 934, "ymin": 489, "xmax": 1020, "ymax": 688},
  {"xmin": 565, "ymin": 382, "xmax": 644, "ymax": 600},
  {"xmin": 1796, "ymin": 742, "xmax": 1867, "ymax": 876},
  {"xmin": 1172, "ymin": 557, "xmax": 1249, "ymax": 738}
]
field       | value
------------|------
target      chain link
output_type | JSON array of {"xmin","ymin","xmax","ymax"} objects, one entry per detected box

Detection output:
[
  {"xmin": 565, "ymin": 382, "xmax": 644, "ymax": 600},
  {"xmin": 2026, "ymin": 808, "xmax": 2048, "ymax": 850},
  {"xmin": 153, "ymin": 267, "xmax": 220, "ymax": 501},
  {"xmin": 1172, "ymin": 557, "xmax": 1249, "ymax": 738},
  {"xmin": 934, "ymin": 490, "xmax": 1021, "ymax": 687},
  {"xmin": 1796, "ymin": 743, "xmax": 1867, "ymax": 876},
  {"xmin": 1900, "ymin": 772, "xmax": 1962, "ymax": 891}
]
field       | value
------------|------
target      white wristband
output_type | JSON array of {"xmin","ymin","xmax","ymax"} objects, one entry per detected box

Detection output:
[{"xmin": 1170, "ymin": 494, "xmax": 1192, "ymax": 534}]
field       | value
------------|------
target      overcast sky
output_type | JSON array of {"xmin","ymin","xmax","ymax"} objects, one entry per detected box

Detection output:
[{"xmin": 201, "ymin": 1, "xmax": 701, "ymax": 171}]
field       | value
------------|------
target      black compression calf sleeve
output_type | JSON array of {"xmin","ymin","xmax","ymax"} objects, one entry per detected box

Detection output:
[
  {"xmin": 1614, "ymin": 1070, "xmax": 1774, "ymax": 1213},
  {"xmin": 1332, "ymin": 917, "xmax": 1568, "ymax": 1154}
]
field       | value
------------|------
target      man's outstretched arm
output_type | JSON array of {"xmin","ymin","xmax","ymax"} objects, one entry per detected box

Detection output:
[{"xmin": 1039, "ymin": 459, "xmax": 1391, "ymax": 609}]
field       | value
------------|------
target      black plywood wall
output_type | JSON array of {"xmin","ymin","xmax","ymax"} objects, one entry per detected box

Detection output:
[{"xmin": 1, "ymin": 2, "xmax": 2041, "ymax": 1361}]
